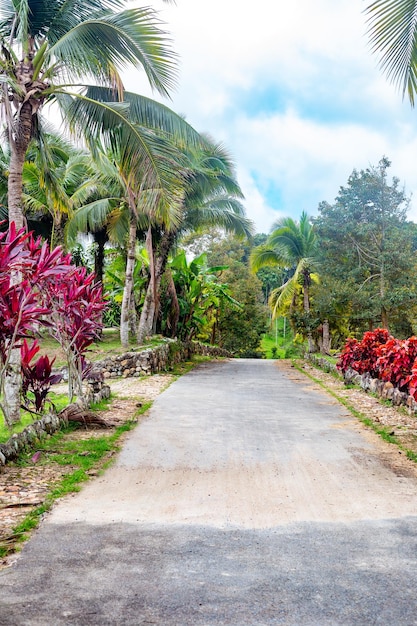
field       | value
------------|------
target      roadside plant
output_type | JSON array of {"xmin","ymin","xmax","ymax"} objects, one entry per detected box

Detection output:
[
  {"xmin": 337, "ymin": 328, "xmax": 391, "ymax": 377},
  {"xmin": 42, "ymin": 266, "xmax": 106, "ymax": 404},
  {"xmin": 376, "ymin": 337, "xmax": 417, "ymax": 391},
  {"xmin": 0, "ymin": 223, "xmax": 69, "ymax": 425},
  {"xmin": 21, "ymin": 340, "xmax": 62, "ymax": 413},
  {"xmin": 0, "ymin": 223, "xmax": 105, "ymax": 425}
]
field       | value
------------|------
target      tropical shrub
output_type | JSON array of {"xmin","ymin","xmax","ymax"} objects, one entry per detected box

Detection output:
[
  {"xmin": 337, "ymin": 329, "xmax": 417, "ymax": 400},
  {"xmin": 40, "ymin": 266, "xmax": 106, "ymax": 403},
  {"xmin": 376, "ymin": 337, "xmax": 417, "ymax": 391},
  {"xmin": 21, "ymin": 340, "xmax": 62, "ymax": 413},
  {"xmin": 0, "ymin": 224, "xmax": 70, "ymax": 424},
  {"xmin": 0, "ymin": 223, "xmax": 105, "ymax": 424},
  {"xmin": 337, "ymin": 328, "xmax": 391, "ymax": 377}
]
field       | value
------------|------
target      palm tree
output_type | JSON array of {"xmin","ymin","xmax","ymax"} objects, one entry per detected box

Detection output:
[
  {"xmin": 0, "ymin": 0, "xmax": 186, "ymax": 421},
  {"xmin": 0, "ymin": 0, "xmax": 178, "ymax": 229},
  {"xmin": 136, "ymin": 138, "xmax": 253, "ymax": 343},
  {"xmin": 22, "ymin": 133, "xmax": 100, "ymax": 248},
  {"xmin": 250, "ymin": 211, "xmax": 318, "ymax": 352},
  {"xmin": 365, "ymin": 0, "xmax": 417, "ymax": 105},
  {"xmin": 65, "ymin": 140, "xmax": 185, "ymax": 348}
]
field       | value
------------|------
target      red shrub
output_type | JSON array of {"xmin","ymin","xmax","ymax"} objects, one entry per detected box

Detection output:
[
  {"xmin": 376, "ymin": 337, "xmax": 417, "ymax": 391},
  {"xmin": 337, "ymin": 328, "xmax": 391, "ymax": 377}
]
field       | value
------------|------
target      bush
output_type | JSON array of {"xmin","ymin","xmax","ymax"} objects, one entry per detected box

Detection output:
[
  {"xmin": 338, "ymin": 329, "xmax": 417, "ymax": 400},
  {"xmin": 337, "ymin": 328, "xmax": 391, "ymax": 377}
]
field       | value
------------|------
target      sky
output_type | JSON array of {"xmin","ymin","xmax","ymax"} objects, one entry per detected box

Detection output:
[{"xmin": 125, "ymin": 0, "xmax": 417, "ymax": 234}]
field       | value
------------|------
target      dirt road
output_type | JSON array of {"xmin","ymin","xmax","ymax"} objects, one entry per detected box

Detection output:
[{"xmin": 2, "ymin": 359, "xmax": 417, "ymax": 624}]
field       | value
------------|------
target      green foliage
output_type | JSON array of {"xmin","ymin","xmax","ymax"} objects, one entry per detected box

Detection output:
[
  {"xmin": 161, "ymin": 250, "xmax": 240, "ymax": 341},
  {"xmin": 365, "ymin": 0, "xmax": 417, "ymax": 106},
  {"xmin": 314, "ymin": 157, "xmax": 417, "ymax": 336},
  {"xmin": 206, "ymin": 236, "xmax": 268, "ymax": 355}
]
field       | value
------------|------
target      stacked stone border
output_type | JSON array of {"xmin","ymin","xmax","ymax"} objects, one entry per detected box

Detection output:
[
  {"xmin": 306, "ymin": 353, "xmax": 417, "ymax": 414},
  {"xmin": 0, "ymin": 340, "xmax": 231, "ymax": 466}
]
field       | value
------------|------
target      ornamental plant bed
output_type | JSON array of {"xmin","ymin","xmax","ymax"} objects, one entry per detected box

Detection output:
[{"xmin": 338, "ymin": 329, "xmax": 417, "ymax": 401}]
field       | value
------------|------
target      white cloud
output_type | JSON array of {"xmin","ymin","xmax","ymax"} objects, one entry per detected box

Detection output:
[{"xmin": 126, "ymin": 0, "xmax": 417, "ymax": 231}]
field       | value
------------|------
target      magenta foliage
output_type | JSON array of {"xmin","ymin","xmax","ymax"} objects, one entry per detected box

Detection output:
[
  {"xmin": 0, "ymin": 222, "xmax": 105, "ymax": 411},
  {"xmin": 0, "ymin": 224, "xmax": 60, "ymax": 364},
  {"xmin": 43, "ymin": 266, "xmax": 106, "ymax": 358},
  {"xmin": 21, "ymin": 339, "xmax": 62, "ymax": 412}
]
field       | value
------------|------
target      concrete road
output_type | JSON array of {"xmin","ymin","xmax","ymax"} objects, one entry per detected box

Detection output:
[{"xmin": 2, "ymin": 359, "xmax": 417, "ymax": 625}]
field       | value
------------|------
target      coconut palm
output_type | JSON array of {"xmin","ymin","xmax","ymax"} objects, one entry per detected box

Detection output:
[
  {"xmin": 0, "ymin": 0, "xmax": 179, "ymax": 229},
  {"xmin": 250, "ymin": 211, "xmax": 318, "ymax": 351},
  {"xmin": 136, "ymin": 138, "xmax": 253, "ymax": 343},
  {"xmin": 65, "ymin": 138, "xmax": 184, "ymax": 348},
  {"xmin": 365, "ymin": 0, "xmax": 417, "ymax": 105},
  {"xmin": 23, "ymin": 133, "xmax": 102, "ymax": 247},
  {"xmin": 0, "ymin": 0, "xmax": 188, "ymax": 421}
]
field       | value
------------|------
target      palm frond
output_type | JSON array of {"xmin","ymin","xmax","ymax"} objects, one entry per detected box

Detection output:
[
  {"xmin": 365, "ymin": 0, "xmax": 417, "ymax": 105},
  {"xmin": 184, "ymin": 199, "xmax": 253, "ymax": 239},
  {"xmin": 56, "ymin": 90, "xmax": 185, "ymax": 223},
  {"xmin": 250, "ymin": 245, "xmax": 284, "ymax": 272},
  {"xmin": 66, "ymin": 197, "xmax": 119, "ymax": 243},
  {"xmin": 269, "ymin": 280, "xmax": 299, "ymax": 319},
  {"xmin": 48, "ymin": 7, "xmax": 178, "ymax": 97},
  {"xmin": 85, "ymin": 86, "xmax": 204, "ymax": 148}
]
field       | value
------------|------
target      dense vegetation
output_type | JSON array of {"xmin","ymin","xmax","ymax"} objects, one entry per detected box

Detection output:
[{"xmin": 3, "ymin": 1, "xmax": 417, "ymax": 428}]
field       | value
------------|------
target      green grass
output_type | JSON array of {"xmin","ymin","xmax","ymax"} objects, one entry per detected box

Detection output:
[
  {"xmin": 260, "ymin": 330, "xmax": 302, "ymax": 359},
  {"xmin": 35, "ymin": 329, "xmax": 167, "ymax": 368},
  {"xmin": 0, "ymin": 392, "xmax": 69, "ymax": 444},
  {"xmin": 0, "ymin": 402, "xmax": 151, "ymax": 559}
]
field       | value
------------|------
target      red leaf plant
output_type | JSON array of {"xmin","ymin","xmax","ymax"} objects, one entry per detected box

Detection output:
[
  {"xmin": 0, "ymin": 222, "xmax": 104, "ymax": 422},
  {"xmin": 337, "ymin": 328, "xmax": 391, "ymax": 378},
  {"xmin": 21, "ymin": 339, "xmax": 62, "ymax": 413},
  {"xmin": 376, "ymin": 337, "xmax": 417, "ymax": 392},
  {"xmin": 40, "ymin": 266, "xmax": 106, "ymax": 403}
]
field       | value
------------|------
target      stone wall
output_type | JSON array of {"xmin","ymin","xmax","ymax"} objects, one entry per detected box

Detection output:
[
  {"xmin": 0, "ymin": 412, "xmax": 68, "ymax": 466},
  {"xmin": 0, "ymin": 340, "xmax": 230, "ymax": 466},
  {"xmin": 92, "ymin": 339, "xmax": 230, "ymax": 379},
  {"xmin": 306, "ymin": 353, "xmax": 417, "ymax": 414}
]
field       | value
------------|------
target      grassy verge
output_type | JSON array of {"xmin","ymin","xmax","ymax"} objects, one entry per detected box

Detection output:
[
  {"xmin": 0, "ymin": 401, "xmax": 151, "ymax": 561},
  {"xmin": 0, "ymin": 392, "xmax": 70, "ymax": 444}
]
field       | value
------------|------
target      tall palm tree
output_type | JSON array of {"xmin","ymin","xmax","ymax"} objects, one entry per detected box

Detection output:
[
  {"xmin": 136, "ymin": 138, "xmax": 253, "ymax": 343},
  {"xmin": 0, "ymin": 0, "xmax": 186, "ymax": 421},
  {"xmin": 66, "ymin": 138, "xmax": 185, "ymax": 348},
  {"xmin": 0, "ymin": 0, "xmax": 178, "ymax": 229},
  {"xmin": 250, "ymin": 211, "xmax": 318, "ymax": 352},
  {"xmin": 365, "ymin": 0, "xmax": 417, "ymax": 105}
]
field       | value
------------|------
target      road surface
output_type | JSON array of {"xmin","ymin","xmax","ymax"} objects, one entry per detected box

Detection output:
[{"xmin": 2, "ymin": 359, "xmax": 417, "ymax": 625}]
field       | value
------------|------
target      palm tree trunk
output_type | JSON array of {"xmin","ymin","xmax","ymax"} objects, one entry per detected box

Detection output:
[
  {"xmin": 137, "ymin": 229, "xmax": 176, "ymax": 343},
  {"xmin": 8, "ymin": 102, "xmax": 33, "ymax": 228},
  {"xmin": 4, "ymin": 102, "xmax": 34, "ymax": 423},
  {"xmin": 93, "ymin": 228, "xmax": 108, "ymax": 285},
  {"xmin": 165, "ymin": 269, "xmax": 180, "ymax": 337},
  {"xmin": 120, "ymin": 214, "xmax": 137, "ymax": 349}
]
